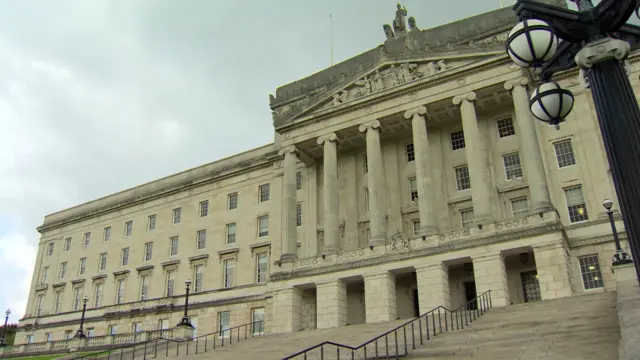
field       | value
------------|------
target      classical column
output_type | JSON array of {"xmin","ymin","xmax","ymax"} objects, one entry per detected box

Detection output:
[
  {"xmin": 471, "ymin": 252, "xmax": 510, "ymax": 307},
  {"xmin": 279, "ymin": 146, "xmax": 298, "ymax": 262},
  {"xmin": 404, "ymin": 106, "xmax": 438, "ymax": 234},
  {"xmin": 453, "ymin": 92, "xmax": 493, "ymax": 224},
  {"xmin": 415, "ymin": 262, "xmax": 450, "ymax": 313},
  {"xmin": 315, "ymin": 280, "xmax": 348, "ymax": 329},
  {"xmin": 317, "ymin": 133, "xmax": 340, "ymax": 254},
  {"xmin": 504, "ymin": 78, "xmax": 553, "ymax": 214},
  {"xmin": 359, "ymin": 120, "xmax": 388, "ymax": 246},
  {"xmin": 271, "ymin": 287, "xmax": 303, "ymax": 333},
  {"xmin": 364, "ymin": 271, "xmax": 396, "ymax": 323}
]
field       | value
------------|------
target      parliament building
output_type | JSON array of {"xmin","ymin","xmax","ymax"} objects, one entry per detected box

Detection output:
[{"xmin": 15, "ymin": 0, "xmax": 634, "ymax": 346}]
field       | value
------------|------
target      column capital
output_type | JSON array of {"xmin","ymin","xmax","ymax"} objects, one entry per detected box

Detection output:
[
  {"xmin": 471, "ymin": 252, "xmax": 504, "ymax": 263},
  {"xmin": 277, "ymin": 146, "xmax": 298, "ymax": 157},
  {"xmin": 504, "ymin": 78, "xmax": 529, "ymax": 91},
  {"xmin": 358, "ymin": 119, "xmax": 381, "ymax": 133},
  {"xmin": 452, "ymin": 91, "xmax": 477, "ymax": 106},
  {"xmin": 414, "ymin": 262, "xmax": 446, "ymax": 272},
  {"xmin": 575, "ymin": 37, "xmax": 630, "ymax": 70},
  {"xmin": 317, "ymin": 132, "xmax": 340, "ymax": 145},
  {"xmin": 403, "ymin": 106, "xmax": 427, "ymax": 120}
]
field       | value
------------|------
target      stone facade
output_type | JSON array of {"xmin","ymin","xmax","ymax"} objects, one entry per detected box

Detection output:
[{"xmin": 14, "ymin": 2, "xmax": 639, "ymax": 348}]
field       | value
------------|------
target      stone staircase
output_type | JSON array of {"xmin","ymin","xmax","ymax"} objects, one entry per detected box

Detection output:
[{"xmin": 408, "ymin": 291, "xmax": 619, "ymax": 359}]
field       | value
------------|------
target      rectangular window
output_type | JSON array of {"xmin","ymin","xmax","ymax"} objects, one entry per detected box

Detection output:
[
  {"xmin": 108, "ymin": 325, "xmax": 118, "ymax": 336},
  {"xmin": 121, "ymin": 248, "xmax": 129, "ymax": 267},
  {"xmin": 579, "ymin": 255, "xmax": 604, "ymax": 290},
  {"xmin": 47, "ymin": 242, "xmax": 54, "ymax": 256},
  {"xmin": 196, "ymin": 230, "xmax": 206, "ymax": 250},
  {"xmin": 159, "ymin": 319, "xmax": 169, "ymax": 330},
  {"xmin": 258, "ymin": 216, "xmax": 269, "ymax": 237},
  {"xmin": 412, "ymin": 220, "xmax": 420, "ymax": 236},
  {"xmin": 124, "ymin": 221, "xmax": 133, "ymax": 237},
  {"xmin": 409, "ymin": 177, "xmax": 418, "ymax": 202},
  {"xmin": 554, "ymin": 139, "xmax": 576, "ymax": 168},
  {"xmin": 251, "ymin": 307, "xmax": 265, "ymax": 336},
  {"xmin": 116, "ymin": 279, "xmax": 125, "ymax": 304},
  {"xmin": 510, "ymin": 197, "xmax": 529, "ymax": 217},
  {"xmin": 64, "ymin": 237, "xmax": 71, "ymax": 251},
  {"xmin": 228, "ymin": 192, "xmax": 238, "ymax": 210},
  {"xmin": 172, "ymin": 208, "xmax": 182, "ymax": 224},
  {"xmin": 26, "ymin": 335, "xmax": 34, "ymax": 344},
  {"xmin": 450, "ymin": 130, "xmax": 465, "ymax": 150},
  {"xmin": 166, "ymin": 271, "xmax": 175, "ymax": 297},
  {"xmin": 140, "ymin": 275, "xmax": 149, "ymax": 301},
  {"xmin": 64, "ymin": 331, "xmax": 73, "ymax": 340},
  {"xmin": 148, "ymin": 214, "xmax": 156, "ymax": 231},
  {"xmin": 218, "ymin": 311, "xmax": 231, "ymax": 338},
  {"xmin": 460, "ymin": 208, "xmax": 474, "ymax": 228},
  {"xmin": 86, "ymin": 328, "xmax": 95, "ymax": 338},
  {"xmin": 406, "ymin": 143, "xmax": 415, "ymax": 162},
  {"xmin": 94, "ymin": 283, "xmax": 103, "ymax": 308},
  {"xmin": 99, "ymin": 253, "xmax": 107, "ymax": 271},
  {"xmin": 363, "ymin": 155, "xmax": 368, "ymax": 173},
  {"xmin": 104, "ymin": 226, "xmax": 111, "ymax": 241},
  {"xmin": 199, "ymin": 200, "xmax": 209, "ymax": 217},
  {"xmin": 73, "ymin": 286, "xmax": 83, "ymax": 311},
  {"xmin": 564, "ymin": 185, "xmax": 588, "ymax": 223},
  {"xmin": 194, "ymin": 265, "xmax": 204, "ymax": 293},
  {"xmin": 59, "ymin": 262, "xmax": 67, "ymax": 280},
  {"xmin": 455, "ymin": 165, "xmax": 471, "ymax": 191},
  {"xmin": 226, "ymin": 223, "xmax": 237, "ymax": 244},
  {"xmin": 503, "ymin": 152, "xmax": 523, "ymax": 180},
  {"xmin": 83, "ymin": 232, "xmax": 91, "ymax": 248},
  {"xmin": 259, "ymin": 184, "xmax": 270, "ymax": 202},
  {"xmin": 296, "ymin": 203, "xmax": 302, "ymax": 227},
  {"xmin": 36, "ymin": 294, "xmax": 44, "ymax": 317},
  {"xmin": 42, "ymin": 266, "xmax": 49, "ymax": 283},
  {"xmin": 170, "ymin": 237, "xmax": 179, "ymax": 256},
  {"xmin": 53, "ymin": 290, "xmax": 62, "ymax": 314},
  {"xmin": 223, "ymin": 259, "xmax": 235, "ymax": 288},
  {"xmin": 144, "ymin": 242, "xmax": 153, "ymax": 261},
  {"xmin": 256, "ymin": 253, "xmax": 268, "ymax": 283},
  {"xmin": 79, "ymin": 258, "xmax": 86, "ymax": 275},
  {"xmin": 296, "ymin": 172, "xmax": 302, "ymax": 190},
  {"xmin": 365, "ymin": 188, "xmax": 370, "ymax": 211},
  {"xmin": 133, "ymin": 322, "xmax": 143, "ymax": 333},
  {"xmin": 45, "ymin": 333, "xmax": 52, "ymax": 342},
  {"xmin": 497, "ymin": 117, "xmax": 515, "ymax": 138}
]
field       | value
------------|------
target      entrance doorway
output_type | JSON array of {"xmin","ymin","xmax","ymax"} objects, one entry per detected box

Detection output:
[
  {"xmin": 413, "ymin": 289, "xmax": 420, "ymax": 316},
  {"xmin": 520, "ymin": 270, "xmax": 542, "ymax": 303},
  {"xmin": 464, "ymin": 282, "xmax": 477, "ymax": 310}
]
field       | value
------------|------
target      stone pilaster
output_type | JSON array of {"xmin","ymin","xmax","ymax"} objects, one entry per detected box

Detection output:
[
  {"xmin": 359, "ymin": 120, "xmax": 388, "ymax": 246},
  {"xmin": 317, "ymin": 133, "xmax": 340, "ymax": 254},
  {"xmin": 364, "ymin": 271, "xmax": 396, "ymax": 323},
  {"xmin": 271, "ymin": 287, "xmax": 303, "ymax": 333},
  {"xmin": 533, "ymin": 242, "xmax": 574, "ymax": 300},
  {"xmin": 415, "ymin": 262, "xmax": 450, "ymax": 313},
  {"xmin": 453, "ymin": 92, "xmax": 493, "ymax": 224},
  {"xmin": 505, "ymin": 78, "xmax": 552, "ymax": 214},
  {"xmin": 472, "ymin": 252, "xmax": 510, "ymax": 307},
  {"xmin": 404, "ymin": 106, "xmax": 438, "ymax": 234},
  {"xmin": 279, "ymin": 146, "xmax": 299, "ymax": 262},
  {"xmin": 316, "ymin": 280, "xmax": 348, "ymax": 329}
]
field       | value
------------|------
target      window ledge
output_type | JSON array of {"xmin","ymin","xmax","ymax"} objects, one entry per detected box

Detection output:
[
  {"xmin": 92, "ymin": 274, "xmax": 107, "ymax": 281},
  {"xmin": 113, "ymin": 270, "xmax": 130, "ymax": 277},
  {"xmin": 161, "ymin": 260, "xmax": 180, "ymax": 268},
  {"xmin": 71, "ymin": 279, "xmax": 86, "ymax": 285},
  {"xmin": 188, "ymin": 254, "xmax": 209, "ymax": 262},
  {"xmin": 136, "ymin": 265, "xmax": 155, "ymax": 272},
  {"xmin": 218, "ymin": 248, "xmax": 240, "ymax": 256}
]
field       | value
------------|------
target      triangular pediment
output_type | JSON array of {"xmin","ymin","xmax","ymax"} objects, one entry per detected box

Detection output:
[{"xmin": 272, "ymin": 47, "xmax": 507, "ymax": 125}]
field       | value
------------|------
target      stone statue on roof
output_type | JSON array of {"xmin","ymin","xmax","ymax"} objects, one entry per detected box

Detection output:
[{"xmin": 394, "ymin": 3, "xmax": 408, "ymax": 34}]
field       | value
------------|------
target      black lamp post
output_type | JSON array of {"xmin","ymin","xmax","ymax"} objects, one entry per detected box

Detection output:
[
  {"xmin": 75, "ymin": 296, "xmax": 89, "ymax": 338},
  {"xmin": 178, "ymin": 279, "xmax": 194, "ymax": 328},
  {"xmin": 506, "ymin": 0, "xmax": 640, "ymax": 284},
  {"xmin": 603, "ymin": 199, "xmax": 633, "ymax": 265},
  {"xmin": 0, "ymin": 309, "xmax": 10, "ymax": 347}
]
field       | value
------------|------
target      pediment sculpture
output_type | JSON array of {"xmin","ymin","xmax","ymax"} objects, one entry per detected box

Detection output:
[{"xmin": 383, "ymin": 4, "xmax": 419, "ymax": 39}]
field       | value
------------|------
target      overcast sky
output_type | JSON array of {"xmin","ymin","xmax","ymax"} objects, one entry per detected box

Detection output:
[{"xmin": 0, "ymin": 0, "xmax": 592, "ymax": 324}]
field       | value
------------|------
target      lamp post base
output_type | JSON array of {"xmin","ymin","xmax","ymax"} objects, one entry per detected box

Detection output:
[
  {"xmin": 74, "ymin": 330, "xmax": 86, "ymax": 339},
  {"xmin": 613, "ymin": 249, "xmax": 633, "ymax": 266},
  {"xmin": 177, "ymin": 317, "xmax": 194, "ymax": 329},
  {"xmin": 579, "ymin": 43, "xmax": 640, "ymax": 285}
]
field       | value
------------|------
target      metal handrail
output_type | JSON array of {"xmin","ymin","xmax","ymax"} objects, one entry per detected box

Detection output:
[
  {"xmin": 69, "ymin": 320, "xmax": 265, "ymax": 360},
  {"xmin": 281, "ymin": 290, "xmax": 493, "ymax": 359}
]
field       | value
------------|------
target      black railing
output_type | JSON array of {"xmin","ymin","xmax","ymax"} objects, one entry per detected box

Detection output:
[
  {"xmin": 69, "ymin": 320, "xmax": 264, "ymax": 360},
  {"xmin": 282, "ymin": 290, "xmax": 492, "ymax": 360}
]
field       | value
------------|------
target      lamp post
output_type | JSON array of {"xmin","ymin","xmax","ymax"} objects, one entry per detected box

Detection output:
[
  {"xmin": 178, "ymin": 279, "xmax": 193, "ymax": 328},
  {"xmin": 0, "ymin": 309, "xmax": 10, "ymax": 347},
  {"xmin": 75, "ymin": 296, "xmax": 89, "ymax": 338},
  {"xmin": 506, "ymin": 0, "xmax": 640, "ymax": 284},
  {"xmin": 602, "ymin": 199, "xmax": 633, "ymax": 265}
]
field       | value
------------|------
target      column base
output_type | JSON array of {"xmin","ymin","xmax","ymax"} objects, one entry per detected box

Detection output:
[
  {"xmin": 369, "ymin": 237, "xmax": 387, "ymax": 247},
  {"xmin": 473, "ymin": 214, "xmax": 494, "ymax": 226},
  {"xmin": 279, "ymin": 253, "xmax": 298, "ymax": 263},
  {"xmin": 420, "ymin": 226, "xmax": 439, "ymax": 237},
  {"xmin": 531, "ymin": 203, "xmax": 553, "ymax": 215},
  {"xmin": 321, "ymin": 247, "xmax": 340, "ymax": 256}
]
